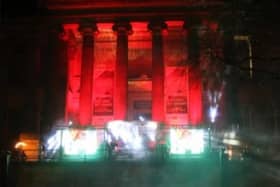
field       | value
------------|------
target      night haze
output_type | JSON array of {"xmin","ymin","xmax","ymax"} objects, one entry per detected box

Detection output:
[{"xmin": 1, "ymin": 0, "xmax": 280, "ymax": 187}]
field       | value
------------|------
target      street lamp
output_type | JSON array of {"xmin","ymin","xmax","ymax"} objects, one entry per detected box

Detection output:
[{"xmin": 234, "ymin": 35, "xmax": 253, "ymax": 78}]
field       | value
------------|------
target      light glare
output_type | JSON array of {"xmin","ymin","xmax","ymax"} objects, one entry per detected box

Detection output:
[
  {"xmin": 209, "ymin": 105, "xmax": 218, "ymax": 123},
  {"xmin": 169, "ymin": 128, "xmax": 205, "ymax": 155}
]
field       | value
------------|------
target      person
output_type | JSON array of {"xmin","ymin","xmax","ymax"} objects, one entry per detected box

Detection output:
[
  {"xmin": 13, "ymin": 146, "xmax": 26, "ymax": 162},
  {"xmin": 19, "ymin": 149, "xmax": 27, "ymax": 162},
  {"xmin": 40, "ymin": 144, "xmax": 46, "ymax": 160}
]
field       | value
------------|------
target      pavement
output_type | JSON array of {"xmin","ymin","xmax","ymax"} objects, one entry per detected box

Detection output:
[{"xmin": 4, "ymin": 154, "xmax": 280, "ymax": 187}]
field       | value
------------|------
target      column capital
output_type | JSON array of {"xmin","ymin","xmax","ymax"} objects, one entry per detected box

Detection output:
[
  {"xmin": 46, "ymin": 23, "xmax": 65, "ymax": 42},
  {"xmin": 183, "ymin": 17, "xmax": 201, "ymax": 30},
  {"xmin": 79, "ymin": 21, "xmax": 98, "ymax": 36},
  {"xmin": 148, "ymin": 20, "xmax": 167, "ymax": 34},
  {"xmin": 48, "ymin": 23, "xmax": 64, "ymax": 35},
  {"xmin": 201, "ymin": 19, "xmax": 219, "ymax": 32},
  {"xmin": 61, "ymin": 23, "xmax": 80, "ymax": 41},
  {"xmin": 183, "ymin": 18, "xmax": 201, "ymax": 37},
  {"xmin": 112, "ymin": 21, "xmax": 132, "ymax": 35},
  {"xmin": 209, "ymin": 21, "xmax": 219, "ymax": 32}
]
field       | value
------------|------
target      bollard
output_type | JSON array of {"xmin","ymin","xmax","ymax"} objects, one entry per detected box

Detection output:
[{"xmin": 0, "ymin": 151, "xmax": 11, "ymax": 187}]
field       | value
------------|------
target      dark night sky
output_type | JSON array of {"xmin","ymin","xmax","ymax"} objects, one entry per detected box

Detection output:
[
  {"xmin": 0, "ymin": 0, "xmax": 279, "ymax": 19},
  {"xmin": 1, "ymin": 0, "xmax": 280, "ymax": 147},
  {"xmin": 1, "ymin": 0, "xmax": 40, "ymax": 18}
]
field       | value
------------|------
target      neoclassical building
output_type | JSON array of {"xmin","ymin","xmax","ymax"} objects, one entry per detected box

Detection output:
[
  {"xmin": 3, "ymin": 0, "xmax": 230, "ymax": 139},
  {"xmin": 54, "ymin": 1, "xmax": 227, "ymax": 127}
]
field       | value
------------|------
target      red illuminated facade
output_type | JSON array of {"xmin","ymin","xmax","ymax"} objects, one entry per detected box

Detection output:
[
  {"xmin": 43, "ymin": 0, "xmax": 226, "ymax": 127},
  {"xmin": 3, "ymin": 0, "xmax": 280, "ymax": 149},
  {"xmin": 0, "ymin": 0, "xmax": 228, "ymax": 142}
]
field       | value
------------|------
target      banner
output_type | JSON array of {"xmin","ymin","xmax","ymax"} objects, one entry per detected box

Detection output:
[
  {"xmin": 163, "ymin": 26, "xmax": 189, "ymax": 125},
  {"xmin": 92, "ymin": 35, "xmax": 116, "ymax": 126},
  {"xmin": 165, "ymin": 67, "xmax": 188, "ymax": 125},
  {"xmin": 93, "ymin": 69, "xmax": 114, "ymax": 116}
]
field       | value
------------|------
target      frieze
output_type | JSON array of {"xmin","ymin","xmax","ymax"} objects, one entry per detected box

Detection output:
[{"xmin": 47, "ymin": 0, "xmax": 224, "ymax": 10}]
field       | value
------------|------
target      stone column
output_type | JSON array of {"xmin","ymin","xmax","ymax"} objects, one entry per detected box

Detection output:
[
  {"xmin": 32, "ymin": 39, "xmax": 44, "ymax": 137},
  {"xmin": 148, "ymin": 21, "xmax": 167, "ymax": 122},
  {"xmin": 222, "ymin": 20, "xmax": 240, "ymax": 126},
  {"xmin": 184, "ymin": 19, "xmax": 203, "ymax": 125},
  {"xmin": 209, "ymin": 20, "xmax": 226, "ymax": 126},
  {"xmin": 112, "ymin": 22, "xmax": 132, "ymax": 120},
  {"xmin": 184, "ymin": 19, "xmax": 200, "ymax": 65},
  {"xmin": 79, "ymin": 22, "xmax": 97, "ymax": 125},
  {"xmin": 41, "ymin": 24, "xmax": 66, "ymax": 132}
]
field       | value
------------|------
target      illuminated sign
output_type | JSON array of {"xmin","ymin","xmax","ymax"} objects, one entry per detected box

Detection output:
[
  {"xmin": 46, "ymin": 128, "xmax": 104, "ymax": 156},
  {"xmin": 106, "ymin": 120, "xmax": 158, "ymax": 158},
  {"xmin": 169, "ymin": 128, "xmax": 205, "ymax": 155}
]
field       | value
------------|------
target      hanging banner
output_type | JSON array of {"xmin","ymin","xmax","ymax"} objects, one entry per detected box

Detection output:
[
  {"xmin": 92, "ymin": 36, "xmax": 116, "ymax": 126},
  {"xmin": 93, "ymin": 70, "xmax": 114, "ymax": 115},
  {"xmin": 163, "ymin": 26, "xmax": 189, "ymax": 125},
  {"xmin": 165, "ymin": 67, "xmax": 188, "ymax": 125}
]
